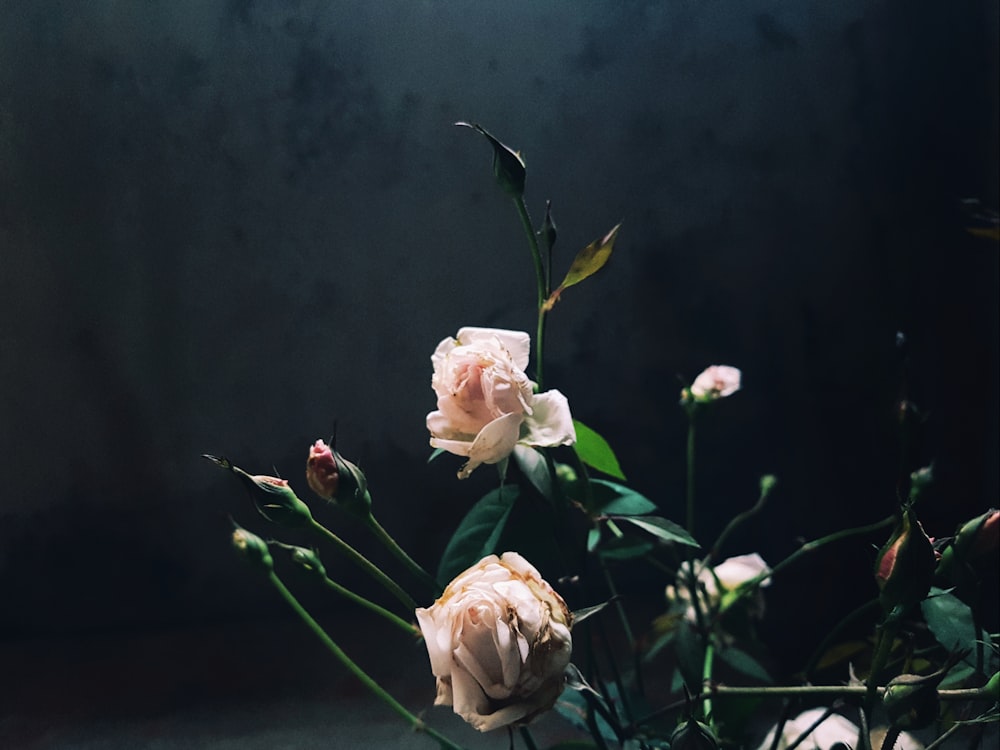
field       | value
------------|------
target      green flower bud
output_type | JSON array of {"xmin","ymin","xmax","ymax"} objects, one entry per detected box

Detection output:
[
  {"xmin": 759, "ymin": 474, "xmax": 778, "ymax": 497},
  {"xmin": 883, "ymin": 673, "xmax": 941, "ymax": 730},
  {"xmin": 984, "ymin": 671, "xmax": 999, "ymax": 701},
  {"xmin": 669, "ymin": 718, "xmax": 720, "ymax": 750},
  {"xmin": 875, "ymin": 505, "xmax": 937, "ymax": 613},
  {"xmin": 456, "ymin": 121, "xmax": 526, "ymax": 197},
  {"xmin": 204, "ymin": 454, "xmax": 315, "ymax": 527},
  {"xmin": 953, "ymin": 508, "xmax": 999, "ymax": 559},
  {"xmin": 907, "ymin": 464, "xmax": 934, "ymax": 503},
  {"xmin": 333, "ymin": 451, "xmax": 372, "ymax": 518},
  {"xmin": 231, "ymin": 525, "xmax": 273, "ymax": 572}
]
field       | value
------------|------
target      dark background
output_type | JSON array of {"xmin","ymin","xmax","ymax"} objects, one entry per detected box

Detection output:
[{"xmin": 1, "ymin": 0, "xmax": 997, "ymax": 746}]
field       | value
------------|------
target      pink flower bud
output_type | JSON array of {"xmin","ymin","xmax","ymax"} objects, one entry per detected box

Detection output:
[{"xmin": 306, "ymin": 439, "xmax": 339, "ymax": 501}]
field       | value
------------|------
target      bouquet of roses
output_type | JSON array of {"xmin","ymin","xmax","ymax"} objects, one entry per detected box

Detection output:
[{"xmin": 206, "ymin": 123, "xmax": 999, "ymax": 750}]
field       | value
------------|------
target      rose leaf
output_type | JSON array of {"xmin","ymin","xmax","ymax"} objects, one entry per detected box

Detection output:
[
  {"xmin": 436, "ymin": 485, "xmax": 520, "ymax": 584},
  {"xmin": 572, "ymin": 420, "xmax": 626, "ymax": 480}
]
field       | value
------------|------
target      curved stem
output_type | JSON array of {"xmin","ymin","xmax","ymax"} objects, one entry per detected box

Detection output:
[
  {"xmin": 308, "ymin": 518, "xmax": 417, "ymax": 612},
  {"xmin": 268, "ymin": 572, "xmax": 465, "ymax": 750},
  {"xmin": 800, "ymin": 598, "xmax": 881, "ymax": 680},
  {"xmin": 321, "ymin": 576, "xmax": 421, "ymax": 637},
  {"xmin": 513, "ymin": 195, "xmax": 548, "ymax": 389},
  {"xmin": 744, "ymin": 514, "xmax": 898, "ymax": 593},
  {"xmin": 364, "ymin": 512, "xmax": 441, "ymax": 595}
]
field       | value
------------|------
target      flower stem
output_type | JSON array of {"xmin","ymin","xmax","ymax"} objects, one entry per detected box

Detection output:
[
  {"xmin": 702, "ymin": 640, "xmax": 716, "ymax": 725},
  {"xmin": 321, "ymin": 575, "xmax": 421, "ymax": 637},
  {"xmin": 308, "ymin": 518, "xmax": 417, "ymax": 612},
  {"xmin": 267, "ymin": 571, "xmax": 466, "ymax": 750},
  {"xmin": 513, "ymin": 194, "xmax": 548, "ymax": 389},
  {"xmin": 364, "ymin": 512, "xmax": 441, "ymax": 595},
  {"xmin": 744, "ymin": 514, "xmax": 897, "ymax": 592},
  {"xmin": 685, "ymin": 413, "xmax": 696, "ymax": 541}
]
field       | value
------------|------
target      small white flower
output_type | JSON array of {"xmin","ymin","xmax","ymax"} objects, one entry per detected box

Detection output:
[
  {"xmin": 689, "ymin": 365, "xmax": 742, "ymax": 401},
  {"xmin": 755, "ymin": 708, "xmax": 925, "ymax": 750}
]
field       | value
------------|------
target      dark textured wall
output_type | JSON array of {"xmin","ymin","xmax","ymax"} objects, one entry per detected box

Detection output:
[{"xmin": 1, "ymin": 0, "xmax": 997, "ymax": 672}]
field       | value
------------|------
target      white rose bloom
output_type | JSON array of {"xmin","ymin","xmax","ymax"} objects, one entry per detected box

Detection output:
[
  {"xmin": 426, "ymin": 327, "xmax": 575, "ymax": 478},
  {"xmin": 415, "ymin": 552, "xmax": 573, "ymax": 732},
  {"xmin": 666, "ymin": 553, "xmax": 771, "ymax": 623},
  {"xmin": 755, "ymin": 708, "xmax": 925, "ymax": 750},
  {"xmin": 690, "ymin": 365, "xmax": 742, "ymax": 400}
]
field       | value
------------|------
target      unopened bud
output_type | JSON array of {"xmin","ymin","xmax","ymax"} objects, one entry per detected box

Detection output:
[
  {"xmin": 333, "ymin": 451, "xmax": 372, "ymax": 517},
  {"xmin": 231, "ymin": 525, "xmax": 273, "ymax": 571},
  {"xmin": 883, "ymin": 673, "xmax": 941, "ymax": 730},
  {"xmin": 954, "ymin": 508, "xmax": 999, "ymax": 559},
  {"xmin": 456, "ymin": 121, "xmax": 526, "ymax": 197},
  {"xmin": 670, "ymin": 718, "xmax": 720, "ymax": 750},
  {"xmin": 245, "ymin": 474, "xmax": 314, "ymax": 527},
  {"xmin": 875, "ymin": 506, "xmax": 937, "ymax": 613},
  {"xmin": 984, "ymin": 671, "xmax": 999, "ymax": 701},
  {"xmin": 204, "ymin": 454, "xmax": 314, "ymax": 527},
  {"xmin": 288, "ymin": 545, "xmax": 327, "ymax": 580},
  {"xmin": 306, "ymin": 439, "xmax": 339, "ymax": 501}
]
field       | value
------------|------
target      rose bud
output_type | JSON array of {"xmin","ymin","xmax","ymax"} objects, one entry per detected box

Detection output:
[
  {"xmin": 204, "ymin": 454, "xmax": 314, "ymax": 527},
  {"xmin": 231, "ymin": 524, "xmax": 273, "ymax": 572},
  {"xmin": 415, "ymin": 552, "xmax": 573, "ymax": 732},
  {"xmin": 670, "ymin": 717, "xmax": 720, "ymax": 750},
  {"xmin": 875, "ymin": 505, "xmax": 937, "ymax": 614},
  {"xmin": 306, "ymin": 439, "xmax": 339, "ymax": 501},
  {"xmin": 883, "ymin": 672, "xmax": 942, "ymax": 730},
  {"xmin": 305, "ymin": 439, "xmax": 372, "ymax": 517}
]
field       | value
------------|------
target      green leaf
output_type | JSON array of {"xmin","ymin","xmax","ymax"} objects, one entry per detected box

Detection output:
[
  {"xmin": 514, "ymin": 445, "xmax": 552, "ymax": 500},
  {"xmin": 613, "ymin": 515, "xmax": 699, "ymax": 548},
  {"xmin": 717, "ymin": 646, "xmax": 773, "ymax": 683},
  {"xmin": 436, "ymin": 486, "xmax": 519, "ymax": 584},
  {"xmin": 572, "ymin": 421, "xmax": 626, "ymax": 480},
  {"xmin": 589, "ymin": 479, "xmax": 656, "ymax": 515},
  {"xmin": 598, "ymin": 538, "xmax": 656, "ymax": 561},
  {"xmin": 427, "ymin": 447, "xmax": 446, "ymax": 463},
  {"xmin": 543, "ymin": 223, "xmax": 620, "ymax": 311},
  {"xmin": 921, "ymin": 587, "xmax": 993, "ymax": 670}
]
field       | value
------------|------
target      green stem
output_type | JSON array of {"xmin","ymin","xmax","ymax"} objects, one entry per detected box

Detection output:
[
  {"xmin": 707, "ymin": 478, "xmax": 773, "ymax": 566},
  {"xmin": 513, "ymin": 194, "xmax": 548, "ymax": 389},
  {"xmin": 322, "ymin": 576, "xmax": 420, "ymax": 637},
  {"xmin": 702, "ymin": 640, "xmax": 716, "ymax": 725},
  {"xmin": 518, "ymin": 726, "xmax": 540, "ymax": 750},
  {"xmin": 685, "ymin": 413, "xmax": 696, "ymax": 541},
  {"xmin": 865, "ymin": 618, "xmax": 897, "ymax": 712},
  {"xmin": 743, "ymin": 514, "xmax": 897, "ymax": 592},
  {"xmin": 364, "ymin": 513, "xmax": 441, "ymax": 595},
  {"xmin": 268, "ymin": 571, "xmax": 466, "ymax": 750},
  {"xmin": 878, "ymin": 726, "xmax": 902, "ymax": 750},
  {"xmin": 801, "ymin": 598, "xmax": 881, "ymax": 680},
  {"xmin": 309, "ymin": 518, "xmax": 417, "ymax": 612}
]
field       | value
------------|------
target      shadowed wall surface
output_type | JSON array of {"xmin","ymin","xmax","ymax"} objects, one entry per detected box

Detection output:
[{"xmin": 1, "ymin": 0, "xmax": 997, "ymax": 745}]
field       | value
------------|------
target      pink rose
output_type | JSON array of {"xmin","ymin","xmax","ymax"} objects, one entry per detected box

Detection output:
[
  {"xmin": 426, "ymin": 327, "xmax": 575, "ymax": 478},
  {"xmin": 416, "ymin": 552, "xmax": 573, "ymax": 731}
]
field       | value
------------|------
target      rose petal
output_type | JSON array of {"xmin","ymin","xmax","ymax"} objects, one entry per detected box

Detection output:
[{"xmin": 520, "ymin": 390, "xmax": 576, "ymax": 448}]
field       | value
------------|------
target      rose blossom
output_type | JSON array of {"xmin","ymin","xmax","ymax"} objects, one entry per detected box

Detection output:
[
  {"xmin": 426, "ymin": 327, "xmax": 575, "ymax": 478},
  {"xmin": 666, "ymin": 553, "xmax": 771, "ymax": 623},
  {"xmin": 689, "ymin": 365, "xmax": 742, "ymax": 400},
  {"xmin": 305, "ymin": 439, "xmax": 338, "ymax": 501},
  {"xmin": 415, "ymin": 552, "xmax": 573, "ymax": 732},
  {"xmin": 755, "ymin": 707, "xmax": 924, "ymax": 750}
]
